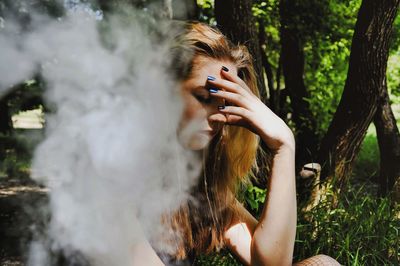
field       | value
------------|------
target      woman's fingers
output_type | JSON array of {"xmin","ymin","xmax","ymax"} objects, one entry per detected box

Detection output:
[
  {"xmin": 225, "ymin": 114, "xmax": 247, "ymax": 127},
  {"xmin": 209, "ymin": 89, "xmax": 251, "ymax": 109},
  {"xmin": 218, "ymin": 105, "xmax": 251, "ymax": 119},
  {"xmin": 208, "ymin": 112, "xmax": 227, "ymax": 123},
  {"xmin": 207, "ymin": 75, "xmax": 251, "ymax": 97},
  {"xmin": 219, "ymin": 112, "xmax": 254, "ymax": 132},
  {"xmin": 219, "ymin": 66, "xmax": 251, "ymax": 94},
  {"xmin": 205, "ymin": 67, "xmax": 260, "ymax": 131}
]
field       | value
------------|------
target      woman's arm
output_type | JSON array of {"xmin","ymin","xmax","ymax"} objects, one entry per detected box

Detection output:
[
  {"xmin": 207, "ymin": 66, "xmax": 297, "ymax": 265},
  {"xmin": 251, "ymin": 141, "xmax": 296, "ymax": 266},
  {"xmin": 224, "ymin": 141, "xmax": 296, "ymax": 266}
]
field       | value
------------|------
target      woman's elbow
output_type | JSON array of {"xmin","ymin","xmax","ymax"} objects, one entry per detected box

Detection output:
[{"xmin": 250, "ymin": 238, "xmax": 293, "ymax": 266}]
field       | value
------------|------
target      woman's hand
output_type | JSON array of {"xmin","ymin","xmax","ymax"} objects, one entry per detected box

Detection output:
[
  {"xmin": 207, "ymin": 67, "xmax": 295, "ymax": 152},
  {"xmin": 208, "ymin": 66, "xmax": 297, "ymax": 265}
]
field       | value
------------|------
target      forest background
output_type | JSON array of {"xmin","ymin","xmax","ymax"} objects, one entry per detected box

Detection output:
[{"xmin": 0, "ymin": 0, "xmax": 399, "ymax": 265}]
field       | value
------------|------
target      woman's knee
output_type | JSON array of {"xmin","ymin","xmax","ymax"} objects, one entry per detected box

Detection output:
[{"xmin": 293, "ymin": 254, "xmax": 341, "ymax": 266}]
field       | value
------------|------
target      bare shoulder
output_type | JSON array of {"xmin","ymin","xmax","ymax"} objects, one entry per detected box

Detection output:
[{"xmin": 223, "ymin": 197, "xmax": 259, "ymax": 266}]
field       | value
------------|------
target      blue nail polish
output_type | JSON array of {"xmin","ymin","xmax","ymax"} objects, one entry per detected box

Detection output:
[
  {"xmin": 222, "ymin": 66, "xmax": 229, "ymax": 72},
  {"xmin": 207, "ymin": 75, "xmax": 216, "ymax": 81},
  {"xmin": 218, "ymin": 105, "xmax": 225, "ymax": 110},
  {"xmin": 209, "ymin": 88, "xmax": 218, "ymax": 93}
]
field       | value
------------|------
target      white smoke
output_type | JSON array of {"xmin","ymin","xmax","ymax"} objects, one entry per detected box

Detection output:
[{"xmin": 0, "ymin": 4, "xmax": 201, "ymax": 266}]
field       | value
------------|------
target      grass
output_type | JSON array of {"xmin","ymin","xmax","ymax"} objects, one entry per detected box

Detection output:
[
  {"xmin": 351, "ymin": 125, "xmax": 380, "ymax": 184},
  {"xmin": 195, "ymin": 249, "xmax": 242, "ymax": 266},
  {"xmin": 195, "ymin": 180, "xmax": 399, "ymax": 265},
  {"xmin": 295, "ymin": 181, "xmax": 399, "ymax": 265},
  {"xmin": 196, "ymin": 127, "xmax": 399, "ymax": 265},
  {"xmin": 1, "ymin": 125, "xmax": 399, "ymax": 265},
  {"xmin": 295, "ymin": 126, "xmax": 399, "ymax": 265},
  {"xmin": 0, "ymin": 135, "xmax": 30, "ymax": 179}
]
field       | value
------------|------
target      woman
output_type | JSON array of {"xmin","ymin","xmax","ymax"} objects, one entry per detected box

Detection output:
[{"xmin": 133, "ymin": 21, "xmax": 340, "ymax": 266}]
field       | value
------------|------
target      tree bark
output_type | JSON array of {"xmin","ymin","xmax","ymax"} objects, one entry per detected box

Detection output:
[
  {"xmin": 279, "ymin": 0, "xmax": 319, "ymax": 171},
  {"xmin": 214, "ymin": 0, "xmax": 268, "ymax": 105},
  {"xmin": 0, "ymin": 98, "xmax": 12, "ymax": 135},
  {"xmin": 258, "ymin": 19, "xmax": 277, "ymax": 112},
  {"xmin": 373, "ymin": 78, "xmax": 400, "ymax": 196},
  {"xmin": 317, "ymin": 0, "xmax": 400, "ymax": 188}
]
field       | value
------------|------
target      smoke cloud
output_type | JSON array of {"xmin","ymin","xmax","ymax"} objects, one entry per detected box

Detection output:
[{"xmin": 1, "ymin": 2, "xmax": 201, "ymax": 265}]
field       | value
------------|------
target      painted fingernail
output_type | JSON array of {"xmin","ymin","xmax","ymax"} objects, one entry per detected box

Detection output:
[
  {"xmin": 222, "ymin": 66, "xmax": 229, "ymax": 72},
  {"xmin": 207, "ymin": 75, "xmax": 216, "ymax": 81},
  {"xmin": 218, "ymin": 105, "xmax": 225, "ymax": 110},
  {"xmin": 209, "ymin": 88, "xmax": 218, "ymax": 93}
]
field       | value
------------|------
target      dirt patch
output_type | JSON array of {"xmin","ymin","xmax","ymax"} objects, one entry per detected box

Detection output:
[{"xmin": 0, "ymin": 176, "xmax": 48, "ymax": 265}]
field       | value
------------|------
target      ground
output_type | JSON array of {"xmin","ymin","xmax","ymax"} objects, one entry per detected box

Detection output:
[{"xmin": 0, "ymin": 175, "xmax": 47, "ymax": 265}]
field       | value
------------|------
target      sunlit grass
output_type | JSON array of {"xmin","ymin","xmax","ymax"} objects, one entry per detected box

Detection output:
[
  {"xmin": 295, "ymin": 181, "xmax": 399, "ymax": 265},
  {"xmin": 195, "ymin": 178, "xmax": 399, "ymax": 266},
  {"xmin": 1, "ymin": 117, "xmax": 399, "ymax": 265},
  {"xmin": 197, "ymin": 130, "xmax": 399, "ymax": 265},
  {"xmin": 352, "ymin": 130, "xmax": 379, "ymax": 182}
]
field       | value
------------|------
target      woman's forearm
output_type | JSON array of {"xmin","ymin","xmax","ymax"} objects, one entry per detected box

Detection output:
[{"xmin": 251, "ymin": 142, "xmax": 297, "ymax": 266}]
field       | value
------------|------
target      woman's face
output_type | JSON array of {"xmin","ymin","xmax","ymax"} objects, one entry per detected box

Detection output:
[{"xmin": 178, "ymin": 56, "xmax": 238, "ymax": 150}]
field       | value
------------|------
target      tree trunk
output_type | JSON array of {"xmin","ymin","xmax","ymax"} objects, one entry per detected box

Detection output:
[
  {"xmin": 214, "ymin": 0, "xmax": 268, "ymax": 105},
  {"xmin": 0, "ymin": 98, "xmax": 12, "ymax": 135},
  {"xmin": 373, "ymin": 78, "xmax": 400, "ymax": 196},
  {"xmin": 279, "ymin": 0, "xmax": 319, "ymax": 171},
  {"xmin": 214, "ymin": 0, "xmax": 272, "ymax": 188},
  {"xmin": 258, "ymin": 19, "xmax": 277, "ymax": 112},
  {"xmin": 317, "ymin": 0, "xmax": 400, "ymax": 188}
]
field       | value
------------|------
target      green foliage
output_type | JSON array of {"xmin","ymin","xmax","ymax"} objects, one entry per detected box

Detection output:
[
  {"xmin": 304, "ymin": 0, "xmax": 362, "ymax": 136},
  {"xmin": 0, "ymin": 132, "xmax": 35, "ymax": 179},
  {"xmin": 295, "ymin": 181, "xmax": 400, "ymax": 265},
  {"xmin": 250, "ymin": 0, "xmax": 366, "ymax": 136},
  {"xmin": 0, "ymin": 149, "xmax": 31, "ymax": 179},
  {"xmin": 197, "ymin": 0, "xmax": 215, "ymax": 24},
  {"xmin": 196, "ymin": 178, "xmax": 399, "ymax": 266},
  {"xmin": 253, "ymin": 0, "xmax": 281, "ymax": 71},
  {"xmin": 281, "ymin": 0, "xmax": 332, "ymax": 43},
  {"xmin": 7, "ymin": 79, "xmax": 45, "ymax": 115},
  {"xmin": 1, "ymin": 1, "xmax": 399, "ymax": 265},
  {"xmin": 195, "ymin": 248, "xmax": 242, "ymax": 266},
  {"xmin": 387, "ymin": 51, "xmax": 400, "ymax": 101},
  {"xmin": 244, "ymin": 184, "xmax": 266, "ymax": 212},
  {"xmin": 389, "ymin": 13, "xmax": 400, "ymax": 53},
  {"xmin": 352, "ymin": 128, "xmax": 380, "ymax": 182}
]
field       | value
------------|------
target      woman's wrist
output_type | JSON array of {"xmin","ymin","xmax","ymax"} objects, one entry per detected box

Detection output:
[
  {"xmin": 261, "ymin": 129, "xmax": 296, "ymax": 154},
  {"xmin": 276, "ymin": 138, "xmax": 295, "ymax": 155}
]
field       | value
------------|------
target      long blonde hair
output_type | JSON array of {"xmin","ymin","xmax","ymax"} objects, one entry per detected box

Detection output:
[{"xmin": 166, "ymin": 21, "xmax": 267, "ymax": 260}]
